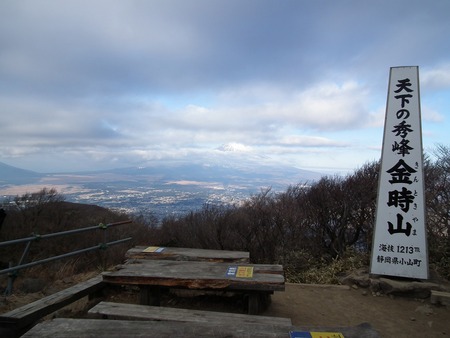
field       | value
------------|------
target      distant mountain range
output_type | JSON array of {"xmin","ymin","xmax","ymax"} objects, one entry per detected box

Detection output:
[
  {"xmin": 0, "ymin": 162, "xmax": 43, "ymax": 185},
  {"xmin": 0, "ymin": 159, "xmax": 322, "ymax": 220}
]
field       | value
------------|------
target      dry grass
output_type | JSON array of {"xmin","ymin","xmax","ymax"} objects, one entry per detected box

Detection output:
[{"xmin": 285, "ymin": 250, "xmax": 369, "ymax": 284}]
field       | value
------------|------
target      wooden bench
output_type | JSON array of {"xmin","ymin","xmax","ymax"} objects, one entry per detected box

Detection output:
[
  {"xmin": 22, "ymin": 318, "xmax": 381, "ymax": 338},
  {"xmin": 126, "ymin": 246, "xmax": 250, "ymax": 263},
  {"xmin": 22, "ymin": 317, "xmax": 293, "ymax": 337},
  {"xmin": 0, "ymin": 276, "xmax": 105, "ymax": 337},
  {"xmin": 102, "ymin": 259, "xmax": 285, "ymax": 314},
  {"xmin": 88, "ymin": 301, "xmax": 292, "ymax": 326}
]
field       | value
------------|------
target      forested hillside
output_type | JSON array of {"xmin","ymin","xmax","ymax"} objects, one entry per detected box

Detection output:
[
  {"xmin": 0, "ymin": 189, "xmax": 158, "ymax": 293},
  {"xmin": 1, "ymin": 146, "xmax": 449, "ymax": 293},
  {"xmin": 156, "ymin": 146, "xmax": 450, "ymax": 281}
]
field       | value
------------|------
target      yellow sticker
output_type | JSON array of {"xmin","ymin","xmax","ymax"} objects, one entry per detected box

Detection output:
[
  {"xmin": 143, "ymin": 246, "xmax": 162, "ymax": 253},
  {"xmin": 310, "ymin": 332, "xmax": 344, "ymax": 338},
  {"xmin": 236, "ymin": 266, "xmax": 254, "ymax": 278}
]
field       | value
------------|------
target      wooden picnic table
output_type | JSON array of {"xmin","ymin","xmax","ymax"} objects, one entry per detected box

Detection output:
[
  {"xmin": 102, "ymin": 259, "xmax": 285, "ymax": 314},
  {"xmin": 126, "ymin": 246, "xmax": 250, "ymax": 263}
]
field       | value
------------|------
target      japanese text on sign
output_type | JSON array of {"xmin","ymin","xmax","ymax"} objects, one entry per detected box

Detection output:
[{"xmin": 370, "ymin": 66, "xmax": 428, "ymax": 279}]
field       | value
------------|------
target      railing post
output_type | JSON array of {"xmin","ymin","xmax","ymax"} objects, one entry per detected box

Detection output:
[
  {"xmin": 99, "ymin": 222, "xmax": 108, "ymax": 248},
  {"xmin": 5, "ymin": 261, "xmax": 16, "ymax": 296},
  {"xmin": 4, "ymin": 237, "xmax": 34, "ymax": 296},
  {"xmin": 18, "ymin": 240, "xmax": 33, "ymax": 269}
]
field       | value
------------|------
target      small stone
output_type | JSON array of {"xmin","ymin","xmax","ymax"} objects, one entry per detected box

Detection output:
[
  {"xmin": 362, "ymin": 290, "xmax": 368, "ymax": 296},
  {"xmin": 352, "ymin": 284, "xmax": 358, "ymax": 290},
  {"xmin": 410, "ymin": 317, "xmax": 416, "ymax": 321}
]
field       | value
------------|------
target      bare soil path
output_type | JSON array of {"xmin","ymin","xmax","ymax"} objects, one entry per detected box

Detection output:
[{"xmin": 263, "ymin": 283, "xmax": 449, "ymax": 338}]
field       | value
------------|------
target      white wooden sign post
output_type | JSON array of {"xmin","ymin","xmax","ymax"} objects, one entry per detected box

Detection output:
[{"xmin": 370, "ymin": 66, "xmax": 429, "ymax": 279}]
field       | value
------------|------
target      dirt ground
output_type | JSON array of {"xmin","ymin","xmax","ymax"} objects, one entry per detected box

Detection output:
[{"xmin": 264, "ymin": 283, "xmax": 449, "ymax": 338}]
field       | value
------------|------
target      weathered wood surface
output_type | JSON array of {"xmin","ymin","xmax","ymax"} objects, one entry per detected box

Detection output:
[
  {"xmin": 126, "ymin": 246, "xmax": 250, "ymax": 263},
  {"xmin": 22, "ymin": 318, "xmax": 291, "ymax": 337},
  {"xmin": 88, "ymin": 301, "xmax": 293, "ymax": 326},
  {"xmin": 0, "ymin": 276, "xmax": 105, "ymax": 338},
  {"xmin": 0, "ymin": 276, "xmax": 104, "ymax": 327},
  {"xmin": 126, "ymin": 258, "xmax": 284, "ymax": 275},
  {"xmin": 22, "ymin": 318, "xmax": 380, "ymax": 337},
  {"xmin": 102, "ymin": 260, "xmax": 285, "ymax": 292}
]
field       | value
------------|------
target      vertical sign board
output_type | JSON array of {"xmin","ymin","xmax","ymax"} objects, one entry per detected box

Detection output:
[{"xmin": 370, "ymin": 66, "xmax": 429, "ymax": 279}]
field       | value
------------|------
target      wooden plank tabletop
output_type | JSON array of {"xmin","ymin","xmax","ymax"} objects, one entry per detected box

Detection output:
[
  {"xmin": 103, "ymin": 259, "xmax": 285, "ymax": 292},
  {"xmin": 125, "ymin": 246, "xmax": 250, "ymax": 263}
]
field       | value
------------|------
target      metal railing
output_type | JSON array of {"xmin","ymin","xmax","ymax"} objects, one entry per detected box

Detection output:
[{"xmin": 0, "ymin": 220, "xmax": 132, "ymax": 295}]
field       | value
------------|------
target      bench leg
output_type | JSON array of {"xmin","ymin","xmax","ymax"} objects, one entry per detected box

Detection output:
[
  {"xmin": 260, "ymin": 292, "xmax": 272, "ymax": 309},
  {"xmin": 139, "ymin": 286, "xmax": 161, "ymax": 306},
  {"xmin": 247, "ymin": 293, "xmax": 259, "ymax": 315}
]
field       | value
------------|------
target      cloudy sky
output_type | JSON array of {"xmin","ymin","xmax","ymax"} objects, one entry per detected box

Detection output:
[{"xmin": 1, "ymin": 0, "xmax": 449, "ymax": 174}]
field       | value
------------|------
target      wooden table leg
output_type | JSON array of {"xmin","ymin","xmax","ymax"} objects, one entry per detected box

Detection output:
[
  {"xmin": 247, "ymin": 292, "xmax": 272, "ymax": 314},
  {"xmin": 139, "ymin": 286, "xmax": 161, "ymax": 306},
  {"xmin": 247, "ymin": 293, "xmax": 260, "ymax": 315}
]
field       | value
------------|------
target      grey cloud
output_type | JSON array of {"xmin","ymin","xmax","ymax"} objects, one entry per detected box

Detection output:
[
  {"xmin": 3, "ymin": 0, "xmax": 449, "ymax": 101},
  {"xmin": 1, "ymin": 0, "xmax": 450, "ymax": 172},
  {"xmin": 0, "ymin": 1, "xmax": 327, "ymax": 98}
]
